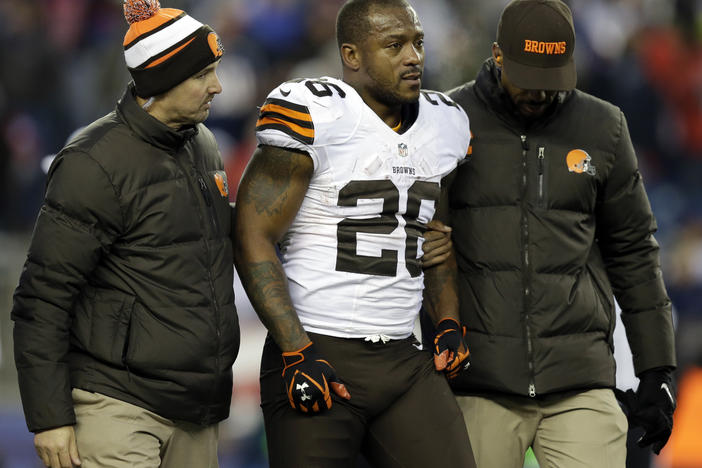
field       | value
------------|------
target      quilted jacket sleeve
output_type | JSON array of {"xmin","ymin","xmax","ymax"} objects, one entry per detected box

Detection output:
[
  {"xmin": 12, "ymin": 149, "xmax": 123, "ymax": 432},
  {"xmin": 595, "ymin": 112, "xmax": 676, "ymax": 375}
]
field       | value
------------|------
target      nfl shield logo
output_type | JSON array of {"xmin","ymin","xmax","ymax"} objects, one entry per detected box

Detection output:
[{"xmin": 398, "ymin": 143, "xmax": 408, "ymax": 157}]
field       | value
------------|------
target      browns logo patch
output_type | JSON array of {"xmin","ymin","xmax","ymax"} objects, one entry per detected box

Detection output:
[
  {"xmin": 566, "ymin": 149, "xmax": 596, "ymax": 176},
  {"xmin": 214, "ymin": 171, "xmax": 229, "ymax": 197}
]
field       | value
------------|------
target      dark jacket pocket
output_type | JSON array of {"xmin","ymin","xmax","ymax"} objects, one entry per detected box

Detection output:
[
  {"xmin": 586, "ymin": 246, "xmax": 615, "ymax": 349},
  {"xmin": 70, "ymin": 286, "xmax": 135, "ymax": 365}
]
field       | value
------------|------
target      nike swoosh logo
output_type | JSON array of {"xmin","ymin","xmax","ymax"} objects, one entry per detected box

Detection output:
[
  {"xmin": 661, "ymin": 383, "xmax": 675, "ymax": 406},
  {"xmin": 280, "ymin": 88, "xmax": 291, "ymax": 97}
]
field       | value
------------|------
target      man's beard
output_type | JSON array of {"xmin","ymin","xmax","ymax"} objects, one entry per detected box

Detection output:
[{"xmin": 366, "ymin": 68, "xmax": 419, "ymax": 106}]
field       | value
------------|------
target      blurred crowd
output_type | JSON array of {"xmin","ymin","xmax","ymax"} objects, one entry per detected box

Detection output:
[{"xmin": 1, "ymin": 0, "xmax": 701, "ymax": 466}]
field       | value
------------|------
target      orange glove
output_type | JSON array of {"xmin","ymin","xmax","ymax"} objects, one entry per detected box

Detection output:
[
  {"xmin": 433, "ymin": 317, "xmax": 470, "ymax": 379},
  {"xmin": 282, "ymin": 342, "xmax": 350, "ymax": 413}
]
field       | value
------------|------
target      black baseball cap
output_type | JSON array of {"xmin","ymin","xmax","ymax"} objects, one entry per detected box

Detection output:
[{"xmin": 497, "ymin": 0, "xmax": 576, "ymax": 91}]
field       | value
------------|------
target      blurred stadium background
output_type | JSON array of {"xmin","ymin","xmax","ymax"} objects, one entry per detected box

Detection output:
[{"xmin": 1, "ymin": 0, "xmax": 701, "ymax": 467}]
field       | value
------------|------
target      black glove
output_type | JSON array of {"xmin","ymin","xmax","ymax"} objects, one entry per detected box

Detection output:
[
  {"xmin": 615, "ymin": 367, "xmax": 676, "ymax": 454},
  {"xmin": 281, "ymin": 342, "xmax": 349, "ymax": 414},
  {"xmin": 433, "ymin": 317, "xmax": 470, "ymax": 378}
]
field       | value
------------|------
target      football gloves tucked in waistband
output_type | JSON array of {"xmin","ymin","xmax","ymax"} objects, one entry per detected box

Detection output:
[
  {"xmin": 282, "ymin": 341, "xmax": 350, "ymax": 414},
  {"xmin": 433, "ymin": 317, "xmax": 471, "ymax": 379}
]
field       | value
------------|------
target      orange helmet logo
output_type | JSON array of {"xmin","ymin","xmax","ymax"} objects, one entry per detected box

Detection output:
[{"xmin": 566, "ymin": 149, "xmax": 596, "ymax": 176}]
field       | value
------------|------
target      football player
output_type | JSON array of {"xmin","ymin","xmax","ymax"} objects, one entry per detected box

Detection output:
[{"xmin": 234, "ymin": 1, "xmax": 475, "ymax": 466}]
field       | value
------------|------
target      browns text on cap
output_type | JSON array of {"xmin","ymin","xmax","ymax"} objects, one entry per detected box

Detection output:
[
  {"xmin": 497, "ymin": 0, "xmax": 576, "ymax": 91},
  {"xmin": 123, "ymin": 0, "xmax": 224, "ymax": 98}
]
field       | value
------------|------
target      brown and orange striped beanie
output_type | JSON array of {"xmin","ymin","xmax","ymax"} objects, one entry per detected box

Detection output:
[{"xmin": 123, "ymin": 0, "xmax": 224, "ymax": 97}]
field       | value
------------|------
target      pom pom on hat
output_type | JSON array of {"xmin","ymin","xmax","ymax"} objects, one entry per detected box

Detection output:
[
  {"xmin": 124, "ymin": 0, "xmax": 161, "ymax": 25},
  {"xmin": 122, "ymin": 0, "xmax": 224, "ymax": 97}
]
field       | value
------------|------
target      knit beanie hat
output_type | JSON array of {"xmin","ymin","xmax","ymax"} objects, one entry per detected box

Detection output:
[{"xmin": 123, "ymin": 0, "xmax": 224, "ymax": 98}]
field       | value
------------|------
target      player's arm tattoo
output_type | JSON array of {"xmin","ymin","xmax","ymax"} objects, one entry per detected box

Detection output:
[
  {"xmin": 245, "ymin": 260, "xmax": 308, "ymax": 350},
  {"xmin": 233, "ymin": 144, "xmax": 314, "ymax": 351},
  {"xmin": 237, "ymin": 145, "xmax": 310, "ymax": 218}
]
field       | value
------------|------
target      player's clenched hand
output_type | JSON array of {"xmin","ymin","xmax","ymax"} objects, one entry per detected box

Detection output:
[
  {"xmin": 282, "ymin": 342, "xmax": 351, "ymax": 413},
  {"xmin": 34, "ymin": 425, "xmax": 81, "ymax": 468},
  {"xmin": 433, "ymin": 318, "xmax": 470, "ymax": 378}
]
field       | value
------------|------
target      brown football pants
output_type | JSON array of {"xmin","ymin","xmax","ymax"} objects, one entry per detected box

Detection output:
[{"xmin": 260, "ymin": 332, "xmax": 476, "ymax": 468}]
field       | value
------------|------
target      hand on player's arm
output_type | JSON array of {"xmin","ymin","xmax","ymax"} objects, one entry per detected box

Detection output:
[
  {"xmin": 34, "ymin": 425, "xmax": 81, "ymax": 468},
  {"xmin": 422, "ymin": 219, "xmax": 453, "ymax": 268},
  {"xmin": 421, "ymin": 163, "xmax": 455, "ymax": 270},
  {"xmin": 233, "ymin": 145, "xmax": 350, "ymax": 412}
]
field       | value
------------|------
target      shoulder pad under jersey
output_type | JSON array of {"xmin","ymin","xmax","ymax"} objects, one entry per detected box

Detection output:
[
  {"xmin": 256, "ymin": 77, "xmax": 362, "ymax": 150},
  {"xmin": 420, "ymin": 89, "xmax": 471, "ymax": 158}
]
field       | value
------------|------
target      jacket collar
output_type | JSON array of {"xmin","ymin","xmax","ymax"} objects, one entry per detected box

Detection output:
[
  {"xmin": 116, "ymin": 83, "xmax": 198, "ymax": 152},
  {"xmin": 474, "ymin": 58, "xmax": 571, "ymax": 130}
]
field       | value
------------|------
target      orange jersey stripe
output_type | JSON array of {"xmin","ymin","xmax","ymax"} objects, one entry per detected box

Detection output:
[
  {"xmin": 259, "ymin": 103, "xmax": 312, "ymax": 123},
  {"xmin": 123, "ymin": 8, "xmax": 184, "ymax": 47},
  {"xmin": 145, "ymin": 37, "xmax": 196, "ymax": 68},
  {"xmin": 256, "ymin": 116, "xmax": 315, "ymax": 139}
]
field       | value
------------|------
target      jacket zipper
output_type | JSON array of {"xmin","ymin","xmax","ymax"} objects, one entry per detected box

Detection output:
[
  {"xmin": 176, "ymin": 153, "xmax": 223, "ymax": 421},
  {"xmin": 538, "ymin": 147, "xmax": 545, "ymax": 206},
  {"xmin": 198, "ymin": 176, "xmax": 220, "ymax": 233},
  {"xmin": 121, "ymin": 311, "xmax": 133, "ymax": 382},
  {"xmin": 194, "ymin": 170, "xmax": 222, "ymax": 423},
  {"xmin": 520, "ymin": 135, "xmax": 536, "ymax": 398},
  {"xmin": 193, "ymin": 158, "xmax": 228, "ymax": 422}
]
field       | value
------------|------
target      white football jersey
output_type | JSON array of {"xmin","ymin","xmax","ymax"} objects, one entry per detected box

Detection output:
[{"xmin": 256, "ymin": 76, "xmax": 470, "ymax": 339}]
